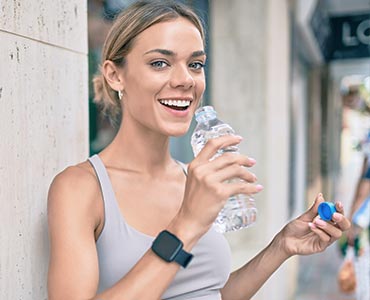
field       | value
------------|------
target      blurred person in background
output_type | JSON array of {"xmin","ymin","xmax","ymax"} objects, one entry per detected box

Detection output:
[
  {"xmin": 347, "ymin": 147, "xmax": 370, "ymax": 246},
  {"xmin": 342, "ymin": 83, "xmax": 370, "ymax": 244},
  {"xmin": 47, "ymin": 1, "xmax": 351, "ymax": 299},
  {"xmin": 339, "ymin": 82, "xmax": 370, "ymax": 300},
  {"xmin": 344, "ymin": 132, "xmax": 370, "ymax": 300}
]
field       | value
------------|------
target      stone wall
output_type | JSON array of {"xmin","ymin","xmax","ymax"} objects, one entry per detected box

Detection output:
[
  {"xmin": 0, "ymin": 1, "xmax": 88, "ymax": 298},
  {"xmin": 211, "ymin": 0, "xmax": 297, "ymax": 299}
]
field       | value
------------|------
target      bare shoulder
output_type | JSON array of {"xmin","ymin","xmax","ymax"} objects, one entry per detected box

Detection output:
[
  {"xmin": 47, "ymin": 161, "xmax": 102, "ymax": 298},
  {"xmin": 47, "ymin": 160, "xmax": 101, "ymax": 229},
  {"xmin": 49, "ymin": 160, "xmax": 97, "ymax": 192}
]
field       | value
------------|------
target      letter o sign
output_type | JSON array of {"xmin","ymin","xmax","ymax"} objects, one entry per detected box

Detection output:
[{"xmin": 358, "ymin": 19, "xmax": 370, "ymax": 45}]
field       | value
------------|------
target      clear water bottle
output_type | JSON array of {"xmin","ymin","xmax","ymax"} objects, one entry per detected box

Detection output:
[{"xmin": 191, "ymin": 106, "xmax": 257, "ymax": 233}]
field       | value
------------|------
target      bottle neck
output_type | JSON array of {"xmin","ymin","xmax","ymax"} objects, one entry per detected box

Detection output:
[
  {"xmin": 196, "ymin": 112, "xmax": 217, "ymax": 123},
  {"xmin": 195, "ymin": 106, "xmax": 217, "ymax": 123}
]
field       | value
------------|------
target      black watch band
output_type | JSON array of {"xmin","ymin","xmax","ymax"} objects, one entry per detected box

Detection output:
[
  {"xmin": 172, "ymin": 246, "xmax": 193, "ymax": 267},
  {"xmin": 151, "ymin": 230, "xmax": 193, "ymax": 268}
]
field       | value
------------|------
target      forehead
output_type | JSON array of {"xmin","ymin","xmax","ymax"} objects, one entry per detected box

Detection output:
[{"xmin": 131, "ymin": 17, "xmax": 204, "ymax": 54}]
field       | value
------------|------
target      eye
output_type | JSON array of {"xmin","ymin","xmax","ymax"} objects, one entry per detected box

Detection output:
[
  {"xmin": 189, "ymin": 61, "xmax": 205, "ymax": 70},
  {"xmin": 150, "ymin": 60, "xmax": 169, "ymax": 69}
]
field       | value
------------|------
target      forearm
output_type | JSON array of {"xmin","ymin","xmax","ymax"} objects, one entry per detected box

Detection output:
[
  {"xmin": 94, "ymin": 250, "xmax": 179, "ymax": 300},
  {"xmin": 221, "ymin": 236, "xmax": 289, "ymax": 300},
  {"xmin": 349, "ymin": 179, "xmax": 370, "ymax": 218}
]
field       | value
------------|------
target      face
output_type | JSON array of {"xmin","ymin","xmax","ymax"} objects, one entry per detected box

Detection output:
[{"xmin": 118, "ymin": 17, "xmax": 206, "ymax": 137}]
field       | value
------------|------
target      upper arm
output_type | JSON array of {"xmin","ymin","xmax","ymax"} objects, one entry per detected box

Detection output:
[{"xmin": 47, "ymin": 166, "xmax": 101, "ymax": 299}]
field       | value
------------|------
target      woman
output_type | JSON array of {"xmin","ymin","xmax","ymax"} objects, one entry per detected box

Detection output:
[
  {"xmin": 347, "ymin": 152, "xmax": 370, "ymax": 245},
  {"xmin": 47, "ymin": 1, "xmax": 351, "ymax": 299}
]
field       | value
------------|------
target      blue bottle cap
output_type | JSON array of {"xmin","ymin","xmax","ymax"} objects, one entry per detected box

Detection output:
[{"xmin": 318, "ymin": 202, "xmax": 336, "ymax": 221}]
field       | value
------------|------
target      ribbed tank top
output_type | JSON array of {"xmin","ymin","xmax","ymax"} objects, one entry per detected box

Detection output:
[{"xmin": 88, "ymin": 154, "xmax": 232, "ymax": 300}]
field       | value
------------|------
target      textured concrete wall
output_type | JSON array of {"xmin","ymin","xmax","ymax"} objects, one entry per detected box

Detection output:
[
  {"xmin": 0, "ymin": 1, "xmax": 88, "ymax": 299},
  {"xmin": 211, "ymin": 0, "xmax": 296, "ymax": 299}
]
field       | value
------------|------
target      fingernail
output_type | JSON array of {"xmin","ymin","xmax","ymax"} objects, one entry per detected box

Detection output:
[
  {"xmin": 235, "ymin": 135, "xmax": 243, "ymax": 140},
  {"xmin": 314, "ymin": 219, "xmax": 327, "ymax": 227},
  {"xmin": 251, "ymin": 173, "xmax": 257, "ymax": 181},
  {"xmin": 249, "ymin": 157, "xmax": 257, "ymax": 165},
  {"xmin": 256, "ymin": 184, "xmax": 264, "ymax": 191}
]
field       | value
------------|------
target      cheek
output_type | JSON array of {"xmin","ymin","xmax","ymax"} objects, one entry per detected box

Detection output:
[
  {"xmin": 138, "ymin": 72, "xmax": 169, "ymax": 95},
  {"xmin": 126, "ymin": 71, "xmax": 167, "ymax": 100},
  {"xmin": 196, "ymin": 76, "xmax": 206, "ymax": 96}
]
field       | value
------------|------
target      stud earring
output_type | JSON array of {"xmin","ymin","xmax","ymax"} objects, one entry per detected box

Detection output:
[{"xmin": 118, "ymin": 90, "xmax": 123, "ymax": 100}]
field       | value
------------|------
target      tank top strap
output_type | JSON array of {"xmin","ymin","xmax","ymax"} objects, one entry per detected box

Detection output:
[
  {"xmin": 175, "ymin": 160, "xmax": 188, "ymax": 176},
  {"xmin": 88, "ymin": 154, "xmax": 121, "ymax": 228}
]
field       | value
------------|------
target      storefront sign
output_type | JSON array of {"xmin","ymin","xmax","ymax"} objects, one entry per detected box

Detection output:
[{"xmin": 329, "ymin": 13, "xmax": 370, "ymax": 60}]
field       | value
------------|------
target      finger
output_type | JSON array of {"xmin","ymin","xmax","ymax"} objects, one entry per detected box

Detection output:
[
  {"xmin": 308, "ymin": 222, "xmax": 331, "ymax": 243},
  {"xmin": 313, "ymin": 218, "xmax": 343, "ymax": 240},
  {"xmin": 334, "ymin": 201, "xmax": 344, "ymax": 214},
  {"xmin": 332, "ymin": 212, "xmax": 351, "ymax": 231},
  {"xmin": 211, "ymin": 152, "xmax": 257, "ymax": 170},
  {"xmin": 209, "ymin": 163, "xmax": 257, "ymax": 184},
  {"xmin": 196, "ymin": 135, "xmax": 242, "ymax": 162},
  {"xmin": 222, "ymin": 180, "xmax": 264, "ymax": 196},
  {"xmin": 303, "ymin": 193, "xmax": 325, "ymax": 220}
]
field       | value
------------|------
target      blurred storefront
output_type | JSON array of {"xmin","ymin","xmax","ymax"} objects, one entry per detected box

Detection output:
[
  {"xmin": 87, "ymin": 0, "xmax": 370, "ymax": 299},
  {"xmin": 293, "ymin": 0, "xmax": 370, "ymax": 210},
  {"xmin": 290, "ymin": 0, "xmax": 370, "ymax": 299}
]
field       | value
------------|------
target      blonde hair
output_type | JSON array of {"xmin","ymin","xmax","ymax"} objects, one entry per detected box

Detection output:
[{"xmin": 93, "ymin": 0, "xmax": 206, "ymax": 125}]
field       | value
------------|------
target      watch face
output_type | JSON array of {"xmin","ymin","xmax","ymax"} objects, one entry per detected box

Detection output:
[{"xmin": 152, "ymin": 231, "xmax": 183, "ymax": 262}]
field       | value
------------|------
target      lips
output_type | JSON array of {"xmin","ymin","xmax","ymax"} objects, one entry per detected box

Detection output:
[{"xmin": 159, "ymin": 99, "xmax": 192, "ymax": 111}]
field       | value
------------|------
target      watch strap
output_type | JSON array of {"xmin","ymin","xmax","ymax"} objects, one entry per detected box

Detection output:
[
  {"xmin": 174, "ymin": 248, "xmax": 193, "ymax": 268},
  {"xmin": 152, "ymin": 230, "xmax": 193, "ymax": 268}
]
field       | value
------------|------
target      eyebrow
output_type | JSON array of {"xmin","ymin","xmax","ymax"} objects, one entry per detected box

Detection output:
[{"xmin": 144, "ymin": 49, "xmax": 206, "ymax": 58}]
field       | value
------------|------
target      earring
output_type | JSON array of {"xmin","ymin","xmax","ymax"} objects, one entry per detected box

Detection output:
[{"xmin": 118, "ymin": 90, "xmax": 123, "ymax": 100}]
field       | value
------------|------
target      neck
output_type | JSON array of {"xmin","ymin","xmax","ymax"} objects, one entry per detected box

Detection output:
[{"xmin": 101, "ymin": 117, "xmax": 174, "ymax": 174}]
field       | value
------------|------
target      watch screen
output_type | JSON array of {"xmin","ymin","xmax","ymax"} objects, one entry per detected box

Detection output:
[{"xmin": 153, "ymin": 231, "xmax": 183, "ymax": 261}]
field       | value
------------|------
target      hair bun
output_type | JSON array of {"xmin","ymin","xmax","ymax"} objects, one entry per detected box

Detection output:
[
  {"xmin": 92, "ymin": 72, "xmax": 122, "ymax": 127},
  {"xmin": 93, "ymin": 74, "xmax": 105, "ymax": 105}
]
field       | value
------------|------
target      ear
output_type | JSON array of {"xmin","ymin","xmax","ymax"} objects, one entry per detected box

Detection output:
[{"xmin": 102, "ymin": 60, "xmax": 125, "ymax": 92}]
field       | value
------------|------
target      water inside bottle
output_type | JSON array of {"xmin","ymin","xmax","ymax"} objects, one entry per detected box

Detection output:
[
  {"xmin": 191, "ymin": 106, "xmax": 257, "ymax": 233},
  {"xmin": 214, "ymin": 194, "xmax": 257, "ymax": 233},
  {"xmin": 191, "ymin": 124, "xmax": 238, "ymax": 158}
]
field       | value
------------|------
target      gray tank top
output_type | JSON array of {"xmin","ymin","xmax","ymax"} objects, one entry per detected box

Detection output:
[{"xmin": 88, "ymin": 154, "xmax": 232, "ymax": 300}]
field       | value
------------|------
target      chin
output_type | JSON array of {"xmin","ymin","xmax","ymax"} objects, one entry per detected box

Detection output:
[{"xmin": 166, "ymin": 125, "xmax": 191, "ymax": 137}]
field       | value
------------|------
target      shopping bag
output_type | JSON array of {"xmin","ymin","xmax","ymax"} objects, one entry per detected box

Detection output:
[{"xmin": 337, "ymin": 246, "xmax": 357, "ymax": 294}]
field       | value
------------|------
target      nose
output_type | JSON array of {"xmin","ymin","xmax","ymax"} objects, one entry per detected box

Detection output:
[{"xmin": 169, "ymin": 65, "xmax": 195, "ymax": 89}]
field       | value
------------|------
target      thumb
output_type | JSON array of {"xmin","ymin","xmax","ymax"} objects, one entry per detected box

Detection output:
[{"xmin": 303, "ymin": 193, "xmax": 325, "ymax": 220}]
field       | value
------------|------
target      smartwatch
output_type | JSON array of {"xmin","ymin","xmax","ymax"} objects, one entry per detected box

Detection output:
[{"xmin": 151, "ymin": 230, "xmax": 193, "ymax": 268}]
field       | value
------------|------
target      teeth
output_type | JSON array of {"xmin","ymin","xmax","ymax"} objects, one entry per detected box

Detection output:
[{"xmin": 159, "ymin": 99, "xmax": 191, "ymax": 107}]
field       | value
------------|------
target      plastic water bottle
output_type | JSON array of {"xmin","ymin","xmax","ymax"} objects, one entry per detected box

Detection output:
[{"xmin": 191, "ymin": 106, "xmax": 257, "ymax": 233}]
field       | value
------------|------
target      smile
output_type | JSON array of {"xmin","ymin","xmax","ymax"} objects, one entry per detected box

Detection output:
[{"xmin": 159, "ymin": 99, "xmax": 191, "ymax": 111}]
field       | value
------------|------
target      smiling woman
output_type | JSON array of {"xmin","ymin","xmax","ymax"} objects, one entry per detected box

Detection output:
[
  {"xmin": 47, "ymin": 1, "xmax": 351, "ymax": 300},
  {"xmin": 48, "ymin": 1, "xmax": 235, "ymax": 299}
]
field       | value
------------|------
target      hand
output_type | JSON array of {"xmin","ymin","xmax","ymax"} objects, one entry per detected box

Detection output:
[
  {"xmin": 176, "ymin": 135, "xmax": 263, "ymax": 236},
  {"xmin": 275, "ymin": 194, "xmax": 351, "ymax": 257},
  {"xmin": 345, "ymin": 223, "xmax": 362, "ymax": 246}
]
